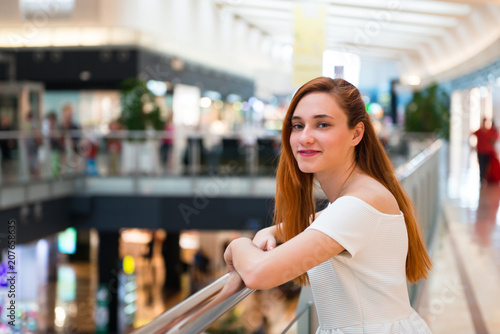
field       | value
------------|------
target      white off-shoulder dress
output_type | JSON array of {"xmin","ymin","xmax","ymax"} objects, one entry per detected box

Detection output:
[{"xmin": 305, "ymin": 196, "xmax": 432, "ymax": 334}]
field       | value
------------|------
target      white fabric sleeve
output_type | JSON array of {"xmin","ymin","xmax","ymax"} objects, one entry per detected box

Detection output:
[{"xmin": 306, "ymin": 196, "xmax": 381, "ymax": 259}]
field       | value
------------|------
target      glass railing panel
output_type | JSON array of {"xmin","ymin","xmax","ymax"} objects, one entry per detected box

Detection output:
[
  {"xmin": 2, "ymin": 129, "xmax": 437, "ymax": 182},
  {"xmin": 281, "ymin": 301, "xmax": 312, "ymax": 334}
]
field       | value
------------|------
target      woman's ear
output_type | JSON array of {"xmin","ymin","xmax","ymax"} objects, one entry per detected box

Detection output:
[{"xmin": 352, "ymin": 122, "xmax": 365, "ymax": 146}]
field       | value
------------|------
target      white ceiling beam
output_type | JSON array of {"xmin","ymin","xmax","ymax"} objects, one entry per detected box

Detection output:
[
  {"xmin": 455, "ymin": 17, "xmax": 478, "ymax": 47},
  {"xmin": 225, "ymin": 0, "xmax": 470, "ymax": 17},
  {"xmin": 230, "ymin": 7, "xmax": 461, "ymax": 27},
  {"xmin": 415, "ymin": 45, "xmax": 431, "ymax": 72},
  {"xmin": 338, "ymin": 40, "xmax": 420, "ymax": 52},
  {"xmin": 325, "ymin": 0, "xmax": 470, "ymax": 14},
  {"xmin": 420, "ymin": 36, "xmax": 447, "ymax": 61},
  {"xmin": 330, "ymin": 42, "xmax": 415, "ymax": 59},
  {"xmin": 243, "ymin": 16, "xmax": 449, "ymax": 36},
  {"xmin": 484, "ymin": 2, "xmax": 500, "ymax": 21},
  {"xmin": 440, "ymin": 28, "xmax": 461, "ymax": 57},
  {"xmin": 327, "ymin": 30, "xmax": 443, "ymax": 43},
  {"xmin": 328, "ymin": 19, "xmax": 449, "ymax": 36},
  {"xmin": 327, "ymin": 33, "xmax": 440, "ymax": 49},
  {"xmin": 417, "ymin": 0, "xmax": 500, "ymax": 4},
  {"xmin": 326, "ymin": 7, "xmax": 461, "ymax": 24},
  {"xmin": 470, "ymin": 3, "xmax": 500, "ymax": 34}
]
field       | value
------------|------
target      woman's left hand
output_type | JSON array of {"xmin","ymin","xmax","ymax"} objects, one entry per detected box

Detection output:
[{"xmin": 224, "ymin": 238, "xmax": 252, "ymax": 272}]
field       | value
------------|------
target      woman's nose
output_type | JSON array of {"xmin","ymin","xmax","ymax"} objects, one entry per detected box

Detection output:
[{"xmin": 299, "ymin": 127, "xmax": 315, "ymax": 145}]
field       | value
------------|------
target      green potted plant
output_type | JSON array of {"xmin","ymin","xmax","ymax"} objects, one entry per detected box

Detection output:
[
  {"xmin": 118, "ymin": 78, "xmax": 166, "ymax": 174},
  {"xmin": 119, "ymin": 78, "xmax": 165, "ymax": 131},
  {"xmin": 404, "ymin": 82, "xmax": 450, "ymax": 139}
]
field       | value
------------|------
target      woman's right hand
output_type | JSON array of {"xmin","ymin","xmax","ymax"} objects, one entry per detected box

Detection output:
[{"xmin": 252, "ymin": 226, "xmax": 277, "ymax": 251}]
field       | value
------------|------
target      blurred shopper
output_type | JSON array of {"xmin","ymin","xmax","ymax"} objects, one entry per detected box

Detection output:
[
  {"xmin": 486, "ymin": 120, "xmax": 500, "ymax": 183},
  {"xmin": 203, "ymin": 123, "xmax": 222, "ymax": 175},
  {"xmin": 190, "ymin": 249, "xmax": 211, "ymax": 293},
  {"xmin": 22, "ymin": 112, "xmax": 40, "ymax": 176},
  {"xmin": 0, "ymin": 114, "xmax": 14, "ymax": 164},
  {"xmin": 473, "ymin": 118, "xmax": 498, "ymax": 184},
  {"xmin": 142, "ymin": 230, "xmax": 159, "ymax": 306},
  {"xmin": 61, "ymin": 104, "xmax": 80, "ymax": 151},
  {"xmin": 58, "ymin": 104, "xmax": 81, "ymax": 175},
  {"xmin": 44, "ymin": 112, "xmax": 63, "ymax": 177},
  {"xmin": 160, "ymin": 115, "xmax": 174, "ymax": 173},
  {"xmin": 224, "ymin": 77, "xmax": 432, "ymax": 333},
  {"xmin": 107, "ymin": 120, "xmax": 122, "ymax": 175},
  {"xmin": 81, "ymin": 134, "xmax": 99, "ymax": 176},
  {"xmin": 379, "ymin": 116, "xmax": 392, "ymax": 151}
]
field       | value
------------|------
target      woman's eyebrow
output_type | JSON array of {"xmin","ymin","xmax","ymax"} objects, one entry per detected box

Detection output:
[{"xmin": 291, "ymin": 114, "xmax": 334, "ymax": 120}]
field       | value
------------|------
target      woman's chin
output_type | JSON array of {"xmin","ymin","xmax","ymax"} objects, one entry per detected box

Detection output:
[{"xmin": 297, "ymin": 165, "xmax": 316, "ymax": 174}]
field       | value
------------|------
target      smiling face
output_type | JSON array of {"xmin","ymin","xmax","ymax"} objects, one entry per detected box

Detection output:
[{"xmin": 289, "ymin": 92, "xmax": 361, "ymax": 176}]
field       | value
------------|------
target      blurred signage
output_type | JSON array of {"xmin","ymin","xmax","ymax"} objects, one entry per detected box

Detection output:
[
  {"xmin": 57, "ymin": 227, "xmax": 76, "ymax": 254},
  {"xmin": 19, "ymin": 0, "xmax": 75, "ymax": 19},
  {"xmin": 173, "ymin": 84, "xmax": 201, "ymax": 126},
  {"xmin": 118, "ymin": 273, "xmax": 137, "ymax": 333},
  {"xmin": 293, "ymin": 3, "xmax": 326, "ymax": 86},
  {"xmin": 57, "ymin": 266, "xmax": 76, "ymax": 302},
  {"xmin": 122, "ymin": 256, "xmax": 135, "ymax": 275},
  {"xmin": 95, "ymin": 284, "xmax": 110, "ymax": 333}
]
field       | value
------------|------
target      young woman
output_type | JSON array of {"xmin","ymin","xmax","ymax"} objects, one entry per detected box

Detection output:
[{"xmin": 224, "ymin": 77, "xmax": 432, "ymax": 333}]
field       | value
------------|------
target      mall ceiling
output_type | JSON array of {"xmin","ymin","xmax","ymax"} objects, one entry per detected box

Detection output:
[
  {"xmin": 2, "ymin": 0, "xmax": 500, "ymax": 86},
  {"xmin": 215, "ymin": 0, "xmax": 500, "ymax": 83}
]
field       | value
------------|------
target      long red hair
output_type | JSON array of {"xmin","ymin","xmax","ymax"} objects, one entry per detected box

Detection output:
[{"xmin": 274, "ymin": 77, "xmax": 431, "ymax": 285}]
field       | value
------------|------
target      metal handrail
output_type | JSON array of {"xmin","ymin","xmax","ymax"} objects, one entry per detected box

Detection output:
[{"xmin": 132, "ymin": 271, "xmax": 254, "ymax": 334}]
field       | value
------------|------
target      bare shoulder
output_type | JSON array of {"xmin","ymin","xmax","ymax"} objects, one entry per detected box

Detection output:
[{"xmin": 345, "ymin": 174, "xmax": 400, "ymax": 215}]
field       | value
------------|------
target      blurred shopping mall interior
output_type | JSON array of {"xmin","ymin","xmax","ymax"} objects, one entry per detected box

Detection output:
[{"xmin": 1, "ymin": 0, "xmax": 500, "ymax": 333}]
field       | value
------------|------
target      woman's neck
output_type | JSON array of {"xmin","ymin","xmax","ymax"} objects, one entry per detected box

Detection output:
[{"xmin": 317, "ymin": 162, "xmax": 359, "ymax": 203}]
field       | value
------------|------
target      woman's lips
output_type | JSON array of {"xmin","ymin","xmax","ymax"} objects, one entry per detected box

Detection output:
[{"xmin": 298, "ymin": 150, "xmax": 320, "ymax": 157}]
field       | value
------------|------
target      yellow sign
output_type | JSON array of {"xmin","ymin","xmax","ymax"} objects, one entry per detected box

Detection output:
[
  {"xmin": 123, "ymin": 255, "xmax": 135, "ymax": 275},
  {"xmin": 293, "ymin": 3, "xmax": 326, "ymax": 86}
]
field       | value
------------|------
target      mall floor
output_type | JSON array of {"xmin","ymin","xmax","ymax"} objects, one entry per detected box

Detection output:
[{"xmin": 416, "ymin": 158, "xmax": 500, "ymax": 334}]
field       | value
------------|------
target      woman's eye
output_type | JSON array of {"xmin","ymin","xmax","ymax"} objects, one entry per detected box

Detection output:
[
  {"xmin": 292, "ymin": 124, "xmax": 303, "ymax": 130},
  {"xmin": 318, "ymin": 123, "xmax": 329, "ymax": 128}
]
